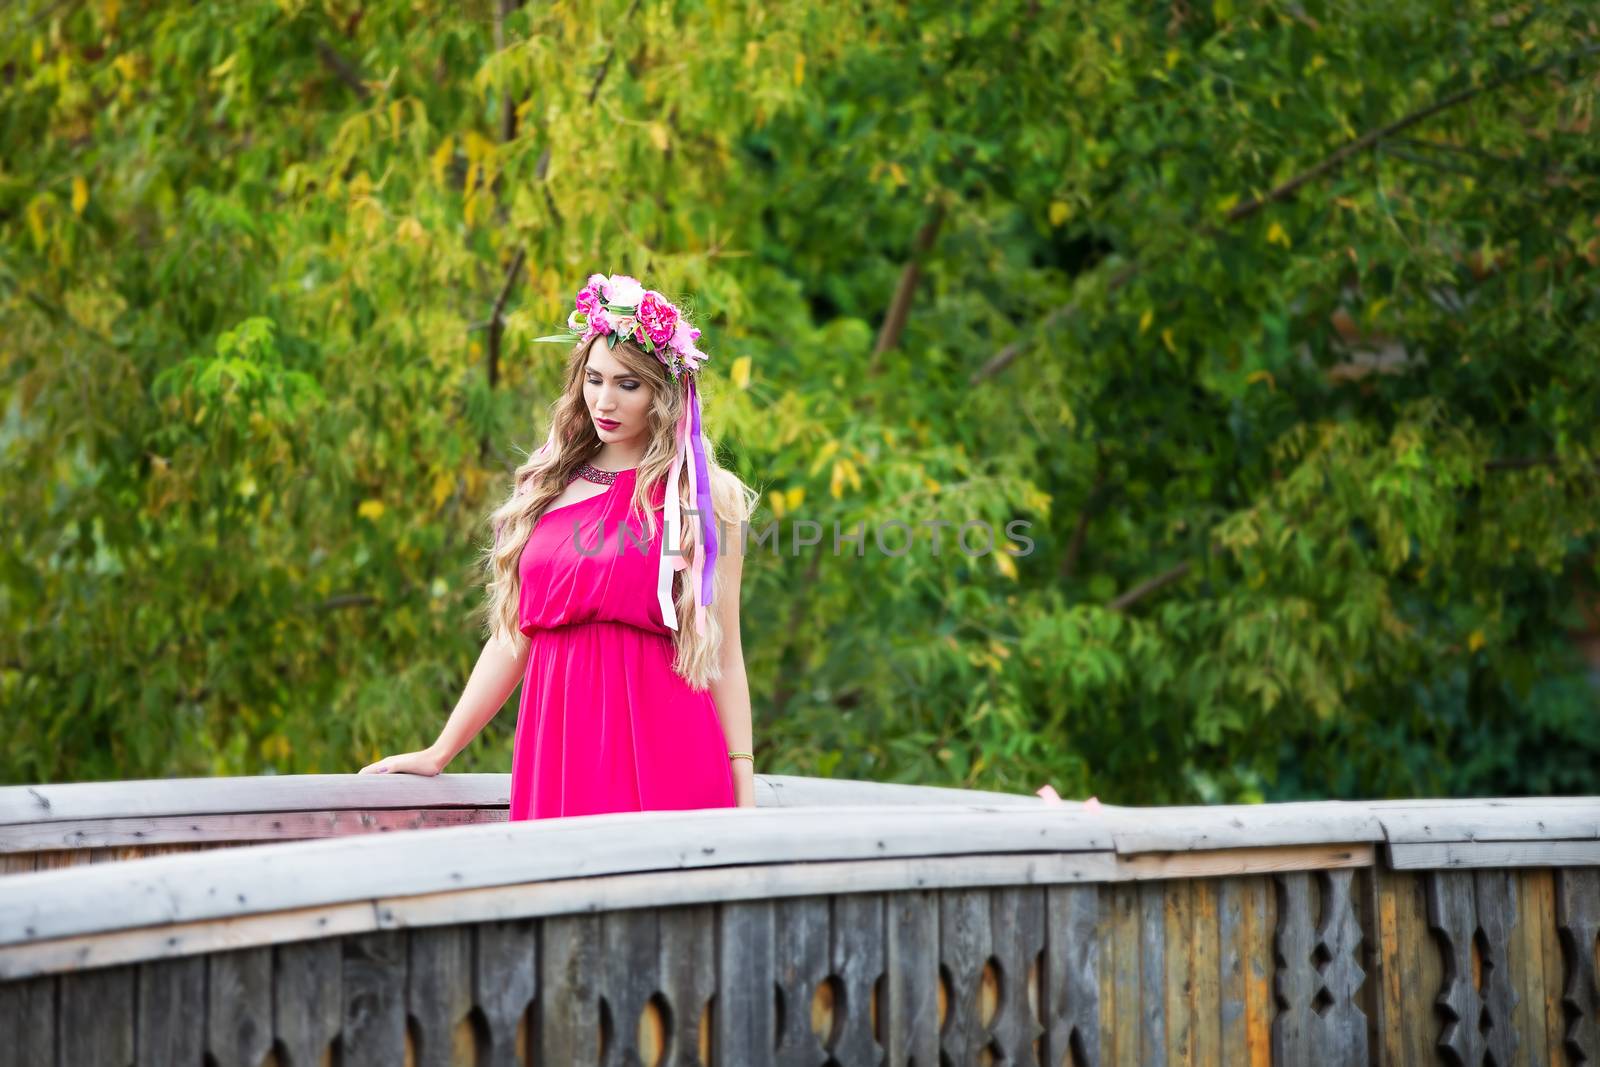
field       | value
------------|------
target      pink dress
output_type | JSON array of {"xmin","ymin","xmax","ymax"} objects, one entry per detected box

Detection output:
[{"xmin": 508, "ymin": 468, "xmax": 737, "ymax": 820}]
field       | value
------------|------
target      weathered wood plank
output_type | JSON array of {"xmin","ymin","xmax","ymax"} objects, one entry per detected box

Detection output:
[
  {"xmin": 829, "ymin": 893, "xmax": 885, "ymax": 1065},
  {"xmin": 1164, "ymin": 878, "xmax": 1194, "ymax": 1067},
  {"xmin": 772, "ymin": 895, "xmax": 829, "ymax": 1067},
  {"xmin": 1243, "ymin": 877, "xmax": 1271, "ymax": 1067},
  {"xmin": 1378, "ymin": 807, "xmax": 1600, "ymax": 844},
  {"xmin": 1315, "ymin": 869, "xmax": 1368, "ymax": 1067},
  {"xmin": 0, "ymin": 772, "xmax": 512, "ymax": 826},
  {"xmin": 1096, "ymin": 885, "xmax": 1115, "ymax": 1066},
  {"xmin": 1371, "ymin": 865, "xmax": 1405, "ymax": 1067},
  {"xmin": 206, "ymin": 946, "xmax": 274, "ymax": 1067},
  {"xmin": 1556, "ymin": 867, "xmax": 1600, "ymax": 1064},
  {"xmin": 658, "ymin": 904, "xmax": 715, "ymax": 1067},
  {"xmin": 989, "ymin": 886, "xmax": 1044, "ymax": 1066},
  {"xmin": 1427, "ymin": 871, "xmax": 1482, "ymax": 1066},
  {"xmin": 1043, "ymin": 884, "xmax": 1099, "ymax": 1067},
  {"xmin": 1190, "ymin": 878, "xmax": 1220, "ymax": 1067},
  {"xmin": 475, "ymin": 918, "xmax": 537, "ymax": 1067},
  {"xmin": 1138, "ymin": 880, "xmax": 1167, "ymax": 1067},
  {"xmin": 1510, "ymin": 869, "xmax": 1550, "ymax": 1067},
  {"xmin": 1474, "ymin": 868, "xmax": 1520, "ymax": 1067},
  {"xmin": 0, "ymin": 771, "xmax": 1049, "ymax": 830},
  {"xmin": 537, "ymin": 914, "xmax": 602, "ymax": 1064},
  {"xmin": 1534, "ymin": 867, "xmax": 1566, "ymax": 1067},
  {"xmin": 715, "ymin": 899, "xmax": 776, "ymax": 1065},
  {"xmin": 1390, "ymin": 840, "xmax": 1600, "ymax": 869},
  {"xmin": 137, "ymin": 956, "xmax": 205, "ymax": 1064},
  {"xmin": 939, "ymin": 887, "xmax": 994, "ymax": 1066},
  {"xmin": 600, "ymin": 908, "xmax": 659, "ymax": 1067},
  {"xmin": 0, "ymin": 806, "xmax": 1117, "ymax": 949},
  {"xmin": 341, "ymin": 930, "xmax": 407, "ymax": 1066},
  {"xmin": 0, "ymin": 973, "xmax": 56, "ymax": 1066},
  {"xmin": 60, "ymin": 962, "xmax": 134, "ymax": 1067},
  {"xmin": 1108, "ymin": 804, "xmax": 1384, "ymax": 854},
  {"xmin": 883, "ymin": 889, "xmax": 938, "ymax": 1067},
  {"xmin": 1116, "ymin": 843, "xmax": 1372, "ymax": 880},
  {"xmin": 1110, "ymin": 882, "xmax": 1140, "ymax": 1067},
  {"xmin": 0, "ymin": 808, "xmax": 504, "ymax": 852},
  {"xmin": 1217, "ymin": 878, "xmax": 1248, "ymax": 1067},
  {"xmin": 1272, "ymin": 872, "xmax": 1315, "ymax": 1067},
  {"xmin": 276, "ymin": 938, "xmax": 344, "ymax": 1067}
]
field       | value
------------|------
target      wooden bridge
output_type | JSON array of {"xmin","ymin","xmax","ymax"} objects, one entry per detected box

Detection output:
[{"xmin": 0, "ymin": 774, "xmax": 1597, "ymax": 1065}]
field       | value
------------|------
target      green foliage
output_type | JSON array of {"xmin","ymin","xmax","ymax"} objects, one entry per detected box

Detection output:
[{"xmin": 3, "ymin": 0, "xmax": 1597, "ymax": 800}]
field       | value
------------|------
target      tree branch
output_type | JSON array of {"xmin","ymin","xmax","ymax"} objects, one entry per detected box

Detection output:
[
  {"xmin": 315, "ymin": 40, "xmax": 370, "ymax": 100},
  {"xmin": 869, "ymin": 201, "xmax": 946, "ymax": 373},
  {"xmin": 1107, "ymin": 560, "xmax": 1192, "ymax": 613},
  {"xmin": 975, "ymin": 42, "xmax": 1600, "ymax": 387}
]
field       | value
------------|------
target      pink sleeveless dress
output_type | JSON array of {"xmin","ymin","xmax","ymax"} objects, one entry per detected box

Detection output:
[{"xmin": 508, "ymin": 468, "xmax": 737, "ymax": 820}]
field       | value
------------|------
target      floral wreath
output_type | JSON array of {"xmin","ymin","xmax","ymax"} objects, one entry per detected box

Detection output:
[{"xmin": 534, "ymin": 273, "xmax": 707, "ymax": 381}]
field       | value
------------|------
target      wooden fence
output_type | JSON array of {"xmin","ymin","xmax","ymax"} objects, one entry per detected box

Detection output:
[{"xmin": 0, "ymin": 774, "xmax": 1597, "ymax": 1066}]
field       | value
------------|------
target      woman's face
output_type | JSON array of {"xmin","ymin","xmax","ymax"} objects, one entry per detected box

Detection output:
[{"xmin": 582, "ymin": 337, "xmax": 653, "ymax": 452}]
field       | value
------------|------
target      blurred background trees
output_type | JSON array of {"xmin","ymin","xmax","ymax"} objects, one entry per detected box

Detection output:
[{"xmin": 3, "ymin": 0, "xmax": 1598, "ymax": 801}]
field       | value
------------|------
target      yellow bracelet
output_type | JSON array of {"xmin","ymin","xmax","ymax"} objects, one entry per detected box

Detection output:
[{"xmin": 728, "ymin": 751, "xmax": 754, "ymax": 762}]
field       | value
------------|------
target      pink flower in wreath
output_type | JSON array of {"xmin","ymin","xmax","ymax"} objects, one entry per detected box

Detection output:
[
  {"xmin": 602, "ymin": 274, "xmax": 644, "ymax": 306},
  {"xmin": 637, "ymin": 291, "xmax": 680, "ymax": 347},
  {"xmin": 581, "ymin": 308, "xmax": 614, "ymax": 343},
  {"xmin": 574, "ymin": 285, "xmax": 603, "ymax": 319}
]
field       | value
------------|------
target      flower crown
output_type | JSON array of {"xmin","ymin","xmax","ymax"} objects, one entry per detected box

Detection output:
[{"xmin": 533, "ymin": 273, "xmax": 707, "ymax": 381}]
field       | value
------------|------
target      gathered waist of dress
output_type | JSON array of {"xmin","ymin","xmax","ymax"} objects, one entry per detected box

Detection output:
[{"xmin": 520, "ymin": 617, "xmax": 672, "ymax": 641}]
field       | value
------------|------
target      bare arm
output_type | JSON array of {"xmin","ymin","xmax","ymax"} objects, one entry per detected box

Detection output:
[
  {"xmin": 707, "ymin": 539, "xmax": 756, "ymax": 807},
  {"xmin": 358, "ymin": 633, "xmax": 530, "ymax": 776}
]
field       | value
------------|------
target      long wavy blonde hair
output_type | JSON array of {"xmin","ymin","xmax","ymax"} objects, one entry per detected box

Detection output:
[{"xmin": 480, "ymin": 333, "xmax": 756, "ymax": 689}]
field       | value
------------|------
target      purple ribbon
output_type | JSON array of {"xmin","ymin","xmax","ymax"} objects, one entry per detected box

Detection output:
[{"xmin": 687, "ymin": 378, "xmax": 718, "ymax": 606}]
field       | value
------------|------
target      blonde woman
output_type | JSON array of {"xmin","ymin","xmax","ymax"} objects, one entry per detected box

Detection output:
[{"xmin": 360, "ymin": 274, "xmax": 758, "ymax": 818}]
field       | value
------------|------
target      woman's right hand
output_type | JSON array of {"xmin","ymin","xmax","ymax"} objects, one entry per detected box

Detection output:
[{"xmin": 358, "ymin": 747, "xmax": 445, "ymax": 776}]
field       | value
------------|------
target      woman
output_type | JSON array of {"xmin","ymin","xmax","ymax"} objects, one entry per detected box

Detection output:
[{"xmin": 359, "ymin": 273, "xmax": 759, "ymax": 818}]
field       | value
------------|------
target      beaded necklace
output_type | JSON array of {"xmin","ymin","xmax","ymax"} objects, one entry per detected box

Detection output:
[{"xmin": 570, "ymin": 462, "xmax": 631, "ymax": 486}]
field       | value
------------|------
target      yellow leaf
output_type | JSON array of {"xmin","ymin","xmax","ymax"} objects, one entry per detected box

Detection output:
[
  {"xmin": 389, "ymin": 99, "xmax": 404, "ymax": 137},
  {"xmin": 1468, "ymin": 630, "xmax": 1485, "ymax": 653},
  {"xmin": 1160, "ymin": 328, "xmax": 1176, "ymax": 354},
  {"xmin": 1139, "ymin": 308, "xmax": 1153, "ymax": 334},
  {"xmin": 431, "ymin": 472, "xmax": 455, "ymax": 511},
  {"xmin": 1246, "ymin": 369, "xmax": 1276, "ymax": 391},
  {"xmin": 1266, "ymin": 221, "xmax": 1291, "ymax": 248},
  {"xmin": 923, "ymin": 476, "xmax": 941, "ymax": 493},
  {"xmin": 810, "ymin": 439, "xmax": 840, "ymax": 475},
  {"xmin": 1048, "ymin": 201, "xmax": 1071, "ymax": 226},
  {"xmin": 994, "ymin": 552, "xmax": 1018, "ymax": 580},
  {"xmin": 767, "ymin": 489, "xmax": 786, "ymax": 519},
  {"xmin": 397, "ymin": 216, "xmax": 426, "ymax": 245},
  {"xmin": 730, "ymin": 355, "xmax": 752, "ymax": 390},
  {"xmin": 71, "ymin": 176, "xmax": 88, "ymax": 215},
  {"xmin": 648, "ymin": 121, "xmax": 670, "ymax": 152},
  {"xmin": 794, "ymin": 52, "xmax": 806, "ymax": 87},
  {"xmin": 743, "ymin": 41, "xmax": 760, "ymax": 69},
  {"xmin": 430, "ymin": 137, "xmax": 454, "ymax": 187},
  {"xmin": 1216, "ymin": 192, "xmax": 1240, "ymax": 216},
  {"xmin": 888, "ymin": 162, "xmax": 907, "ymax": 187},
  {"xmin": 785, "ymin": 486, "xmax": 805, "ymax": 511},
  {"xmin": 1166, "ymin": 48, "xmax": 1181, "ymax": 70},
  {"xmin": 830, "ymin": 461, "xmax": 845, "ymax": 500},
  {"xmin": 358, "ymin": 499, "xmax": 386, "ymax": 520}
]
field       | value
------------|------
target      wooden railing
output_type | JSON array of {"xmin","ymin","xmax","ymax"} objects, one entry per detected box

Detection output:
[{"xmin": 0, "ymin": 775, "xmax": 1597, "ymax": 1066}]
